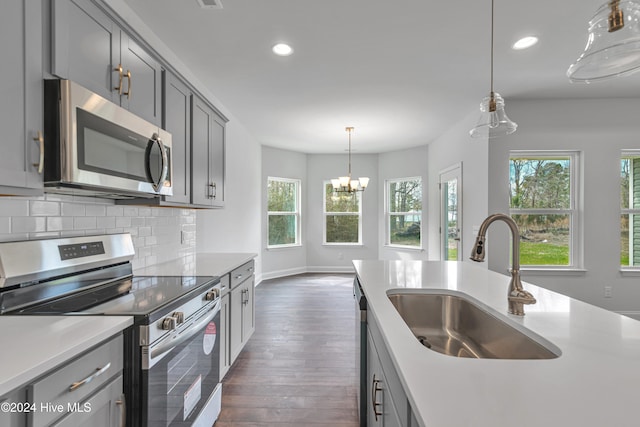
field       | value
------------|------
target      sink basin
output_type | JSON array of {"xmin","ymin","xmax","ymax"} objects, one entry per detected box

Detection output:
[{"xmin": 387, "ymin": 290, "xmax": 560, "ymax": 360}]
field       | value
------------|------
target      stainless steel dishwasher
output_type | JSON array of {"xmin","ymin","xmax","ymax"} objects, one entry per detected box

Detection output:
[{"xmin": 353, "ymin": 276, "xmax": 367, "ymax": 426}]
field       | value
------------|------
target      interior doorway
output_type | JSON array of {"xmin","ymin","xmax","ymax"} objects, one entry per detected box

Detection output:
[{"xmin": 439, "ymin": 163, "xmax": 462, "ymax": 260}]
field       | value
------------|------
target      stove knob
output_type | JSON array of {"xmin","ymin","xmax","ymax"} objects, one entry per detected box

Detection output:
[
  {"xmin": 161, "ymin": 316, "xmax": 177, "ymax": 331},
  {"xmin": 205, "ymin": 288, "xmax": 219, "ymax": 301},
  {"xmin": 172, "ymin": 312, "xmax": 185, "ymax": 324}
]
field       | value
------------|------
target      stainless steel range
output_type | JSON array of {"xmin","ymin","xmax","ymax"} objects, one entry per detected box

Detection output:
[{"xmin": 0, "ymin": 233, "xmax": 222, "ymax": 427}]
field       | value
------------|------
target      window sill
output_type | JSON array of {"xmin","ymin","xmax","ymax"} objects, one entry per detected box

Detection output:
[
  {"xmin": 519, "ymin": 268, "xmax": 587, "ymax": 276},
  {"xmin": 322, "ymin": 243, "xmax": 363, "ymax": 247},
  {"xmin": 266, "ymin": 244, "xmax": 302, "ymax": 250},
  {"xmin": 620, "ymin": 268, "xmax": 640, "ymax": 277},
  {"xmin": 384, "ymin": 245, "xmax": 424, "ymax": 252}
]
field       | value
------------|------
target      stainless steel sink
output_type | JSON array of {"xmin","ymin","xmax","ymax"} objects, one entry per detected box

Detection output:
[{"xmin": 387, "ymin": 290, "xmax": 560, "ymax": 359}]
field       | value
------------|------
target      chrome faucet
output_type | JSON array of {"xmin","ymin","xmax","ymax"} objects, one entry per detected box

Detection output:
[{"xmin": 470, "ymin": 213, "xmax": 536, "ymax": 316}]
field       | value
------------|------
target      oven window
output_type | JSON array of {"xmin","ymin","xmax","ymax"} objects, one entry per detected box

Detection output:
[
  {"xmin": 146, "ymin": 311, "xmax": 220, "ymax": 426},
  {"xmin": 76, "ymin": 108, "xmax": 153, "ymax": 182}
]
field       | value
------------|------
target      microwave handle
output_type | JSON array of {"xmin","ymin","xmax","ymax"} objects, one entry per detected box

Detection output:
[{"xmin": 146, "ymin": 133, "xmax": 168, "ymax": 192}]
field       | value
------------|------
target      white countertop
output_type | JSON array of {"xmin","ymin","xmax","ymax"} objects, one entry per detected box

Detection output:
[
  {"xmin": 135, "ymin": 252, "xmax": 256, "ymax": 278},
  {"xmin": 353, "ymin": 260, "xmax": 640, "ymax": 427},
  {"xmin": 0, "ymin": 315, "xmax": 132, "ymax": 397}
]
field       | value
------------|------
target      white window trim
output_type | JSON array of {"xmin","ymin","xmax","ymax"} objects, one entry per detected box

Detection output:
[
  {"xmin": 322, "ymin": 180, "xmax": 362, "ymax": 245},
  {"xmin": 509, "ymin": 150, "xmax": 583, "ymax": 270},
  {"xmin": 267, "ymin": 177, "xmax": 302, "ymax": 249},
  {"xmin": 621, "ymin": 150, "xmax": 640, "ymax": 271},
  {"xmin": 385, "ymin": 176, "xmax": 423, "ymax": 249}
]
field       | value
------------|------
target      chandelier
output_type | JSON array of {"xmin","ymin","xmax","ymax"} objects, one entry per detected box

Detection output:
[
  {"xmin": 469, "ymin": 0, "xmax": 517, "ymax": 139},
  {"xmin": 331, "ymin": 127, "xmax": 369, "ymax": 193}
]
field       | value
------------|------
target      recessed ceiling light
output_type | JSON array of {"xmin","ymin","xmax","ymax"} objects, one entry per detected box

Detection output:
[
  {"xmin": 512, "ymin": 36, "xmax": 538, "ymax": 50},
  {"xmin": 272, "ymin": 43, "xmax": 294, "ymax": 56}
]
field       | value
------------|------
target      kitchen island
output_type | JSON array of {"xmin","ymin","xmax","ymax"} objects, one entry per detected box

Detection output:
[{"xmin": 354, "ymin": 260, "xmax": 640, "ymax": 427}]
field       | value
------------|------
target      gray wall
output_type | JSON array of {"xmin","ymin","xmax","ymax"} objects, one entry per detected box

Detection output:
[
  {"xmin": 378, "ymin": 146, "xmax": 429, "ymax": 261},
  {"xmin": 487, "ymin": 98, "xmax": 640, "ymax": 316},
  {"xmin": 261, "ymin": 146, "xmax": 308, "ymax": 279}
]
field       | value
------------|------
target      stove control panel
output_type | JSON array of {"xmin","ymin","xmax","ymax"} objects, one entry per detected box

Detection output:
[{"xmin": 58, "ymin": 241, "xmax": 106, "ymax": 260}]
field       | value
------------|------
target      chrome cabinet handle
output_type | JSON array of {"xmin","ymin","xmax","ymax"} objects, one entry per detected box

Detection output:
[
  {"xmin": 371, "ymin": 374, "xmax": 383, "ymax": 421},
  {"xmin": 33, "ymin": 131, "xmax": 44, "ymax": 173},
  {"xmin": 123, "ymin": 70, "xmax": 132, "ymax": 99},
  {"xmin": 115, "ymin": 394, "xmax": 126, "ymax": 427},
  {"xmin": 69, "ymin": 362, "xmax": 111, "ymax": 392},
  {"xmin": 114, "ymin": 64, "xmax": 123, "ymax": 95},
  {"xmin": 208, "ymin": 182, "xmax": 217, "ymax": 199}
]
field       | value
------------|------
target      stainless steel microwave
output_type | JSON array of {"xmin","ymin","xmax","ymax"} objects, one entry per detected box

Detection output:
[{"xmin": 43, "ymin": 79, "xmax": 172, "ymax": 198}]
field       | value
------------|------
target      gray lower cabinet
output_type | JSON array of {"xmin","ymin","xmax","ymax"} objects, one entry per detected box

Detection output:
[
  {"xmin": 0, "ymin": 387, "xmax": 28, "ymax": 427},
  {"xmin": 229, "ymin": 260, "xmax": 256, "ymax": 364},
  {"xmin": 219, "ymin": 290, "xmax": 231, "ymax": 379},
  {"xmin": 51, "ymin": 0, "xmax": 161, "ymax": 125},
  {"xmin": 29, "ymin": 334, "xmax": 124, "ymax": 427},
  {"xmin": 191, "ymin": 95, "xmax": 226, "ymax": 208},
  {"xmin": 0, "ymin": 0, "xmax": 44, "ymax": 194},
  {"xmin": 367, "ymin": 314, "xmax": 420, "ymax": 427}
]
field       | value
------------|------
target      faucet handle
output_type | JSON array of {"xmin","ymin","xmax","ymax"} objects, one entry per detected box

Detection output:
[{"xmin": 508, "ymin": 289, "xmax": 536, "ymax": 315}]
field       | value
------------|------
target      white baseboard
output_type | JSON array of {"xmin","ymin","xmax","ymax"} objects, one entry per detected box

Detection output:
[
  {"xmin": 261, "ymin": 266, "xmax": 308, "ymax": 281},
  {"xmin": 307, "ymin": 265, "xmax": 355, "ymax": 274}
]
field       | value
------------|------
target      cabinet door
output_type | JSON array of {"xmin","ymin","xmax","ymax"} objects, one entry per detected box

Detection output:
[
  {"xmin": 0, "ymin": 0, "xmax": 43, "ymax": 193},
  {"xmin": 119, "ymin": 33, "xmax": 161, "ymax": 125},
  {"xmin": 50, "ymin": 376, "xmax": 124, "ymax": 427},
  {"xmin": 229, "ymin": 283, "xmax": 244, "ymax": 363},
  {"xmin": 51, "ymin": 0, "xmax": 119, "ymax": 102},
  {"xmin": 242, "ymin": 278, "xmax": 255, "ymax": 342},
  {"xmin": 219, "ymin": 293, "xmax": 230, "ymax": 379},
  {"xmin": 163, "ymin": 71, "xmax": 191, "ymax": 204},
  {"xmin": 191, "ymin": 95, "xmax": 214, "ymax": 206},
  {"xmin": 0, "ymin": 387, "xmax": 27, "ymax": 427},
  {"xmin": 210, "ymin": 113, "xmax": 225, "ymax": 207}
]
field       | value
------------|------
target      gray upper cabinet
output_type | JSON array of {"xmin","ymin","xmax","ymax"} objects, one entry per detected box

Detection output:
[
  {"xmin": 191, "ymin": 95, "xmax": 226, "ymax": 208},
  {"xmin": 0, "ymin": 0, "xmax": 44, "ymax": 195},
  {"xmin": 162, "ymin": 71, "xmax": 191, "ymax": 205},
  {"xmin": 51, "ymin": 0, "xmax": 161, "ymax": 125}
]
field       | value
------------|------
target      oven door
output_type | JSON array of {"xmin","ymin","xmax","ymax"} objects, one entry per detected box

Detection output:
[{"xmin": 143, "ymin": 301, "xmax": 221, "ymax": 427}]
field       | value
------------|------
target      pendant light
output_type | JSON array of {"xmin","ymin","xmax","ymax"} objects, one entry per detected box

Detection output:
[
  {"xmin": 567, "ymin": 0, "xmax": 640, "ymax": 82},
  {"xmin": 469, "ymin": 0, "xmax": 517, "ymax": 139},
  {"xmin": 331, "ymin": 127, "xmax": 369, "ymax": 194}
]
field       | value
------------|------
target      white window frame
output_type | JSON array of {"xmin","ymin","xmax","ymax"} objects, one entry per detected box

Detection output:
[
  {"xmin": 621, "ymin": 150, "xmax": 640, "ymax": 271},
  {"xmin": 267, "ymin": 177, "xmax": 301, "ymax": 249},
  {"xmin": 509, "ymin": 150, "xmax": 583, "ymax": 271},
  {"xmin": 385, "ymin": 177, "xmax": 423, "ymax": 249},
  {"xmin": 323, "ymin": 180, "xmax": 362, "ymax": 245}
]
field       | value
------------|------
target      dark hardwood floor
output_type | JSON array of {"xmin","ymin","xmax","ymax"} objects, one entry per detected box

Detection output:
[{"xmin": 215, "ymin": 273, "xmax": 360, "ymax": 427}]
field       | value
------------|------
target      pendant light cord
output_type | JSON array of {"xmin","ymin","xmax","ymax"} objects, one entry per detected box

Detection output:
[{"xmin": 490, "ymin": 0, "xmax": 494, "ymax": 96}]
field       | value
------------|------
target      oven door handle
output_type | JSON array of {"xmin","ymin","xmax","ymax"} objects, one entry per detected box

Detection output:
[{"xmin": 150, "ymin": 300, "xmax": 220, "ymax": 359}]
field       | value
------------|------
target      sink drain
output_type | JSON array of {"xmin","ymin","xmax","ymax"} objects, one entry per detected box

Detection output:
[{"xmin": 416, "ymin": 336, "xmax": 432, "ymax": 349}]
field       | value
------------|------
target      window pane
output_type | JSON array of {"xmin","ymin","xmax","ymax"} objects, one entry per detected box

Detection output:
[
  {"xmin": 512, "ymin": 214, "xmax": 570, "ymax": 266},
  {"xmin": 325, "ymin": 184, "xmax": 360, "ymax": 213},
  {"xmin": 326, "ymin": 215, "xmax": 359, "ymax": 243},
  {"xmin": 268, "ymin": 180, "xmax": 297, "ymax": 212},
  {"xmin": 510, "ymin": 158, "xmax": 571, "ymax": 209},
  {"xmin": 268, "ymin": 215, "xmax": 297, "ymax": 246},
  {"xmin": 621, "ymin": 156, "xmax": 640, "ymax": 209},
  {"xmin": 389, "ymin": 215, "xmax": 421, "ymax": 246},
  {"xmin": 389, "ymin": 179, "xmax": 422, "ymax": 213}
]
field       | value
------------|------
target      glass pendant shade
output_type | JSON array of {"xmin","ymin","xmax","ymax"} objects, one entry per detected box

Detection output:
[
  {"xmin": 469, "ymin": 92, "xmax": 517, "ymax": 138},
  {"xmin": 359, "ymin": 177, "xmax": 370, "ymax": 188},
  {"xmin": 568, "ymin": 0, "xmax": 640, "ymax": 82},
  {"xmin": 339, "ymin": 176, "xmax": 350, "ymax": 187}
]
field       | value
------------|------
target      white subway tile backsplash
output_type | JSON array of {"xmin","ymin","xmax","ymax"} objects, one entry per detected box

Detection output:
[
  {"xmin": 12, "ymin": 217, "xmax": 46, "ymax": 233},
  {"xmin": 0, "ymin": 195, "xmax": 196, "ymax": 270}
]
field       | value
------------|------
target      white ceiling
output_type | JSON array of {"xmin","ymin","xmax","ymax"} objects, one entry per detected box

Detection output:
[{"xmin": 123, "ymin": 0, "xmax": 640, "ymax": 153}]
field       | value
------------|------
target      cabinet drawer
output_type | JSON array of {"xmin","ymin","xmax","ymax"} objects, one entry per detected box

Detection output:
[
  {"xmin": 220, "ymin": 274, "xmax": 230, "ymax": 295},
  {"xmin": 230, "ymin": 260, "xmax": 254, "ymax": 289},
  {"xmin": 30, "ymin": 335, "xmax": 123, "ymax": 427}
]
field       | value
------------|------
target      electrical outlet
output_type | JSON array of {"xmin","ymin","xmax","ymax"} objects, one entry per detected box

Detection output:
[{"xmin": 604, "ymin": 286, "xmax": 613, "ymax": 298}]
